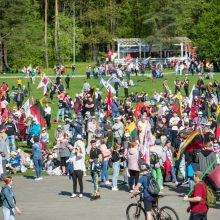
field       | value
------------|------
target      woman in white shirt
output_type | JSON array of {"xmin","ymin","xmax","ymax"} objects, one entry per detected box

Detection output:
[
  {"xmin": 44, "ymin": 103, "xmax": 51, "ymax": 129},
  {"xmin": 68, "ymin": 144, "xmax": 84, "ymax": 198}
]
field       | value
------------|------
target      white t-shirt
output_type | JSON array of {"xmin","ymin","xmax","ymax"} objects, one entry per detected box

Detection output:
[{"xmin": 44, "ymin": 106, "xmax": 51, "ymax": 115}]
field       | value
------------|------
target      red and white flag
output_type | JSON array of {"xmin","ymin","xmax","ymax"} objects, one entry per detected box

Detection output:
[
  {"xmin": 141, "ymin": 120, "xmax": 153, "ymax": 165},
  {"xmin": 37, "ymin": 75, "xmax": 51, "ymax": 95},
  {"xmin": 106, "ymin": 88, "xmax": 112, "ymax": 117}
]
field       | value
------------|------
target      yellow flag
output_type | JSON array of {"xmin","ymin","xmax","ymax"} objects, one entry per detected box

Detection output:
[{"xmin": 176, "ymin": 92, "xmax": 182, "ymax": 116}]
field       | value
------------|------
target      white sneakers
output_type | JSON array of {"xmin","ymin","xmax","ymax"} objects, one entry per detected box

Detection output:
[
  {"xmin": 35, "ymin": 177, "xmax": 43, "ymax": 181},
  {"xmin": 105, "ymin": 181, "xmax": 111, "ymax": 186},
  {"xmin": 70, "ymin": 193, "xmax": 83, "ymax": 198},
  {"xmin": 70, "ymin": 193, "xmax": 77, "ymax": 198},
  {"xmin": 112, "ymin": 187, "xmax": 119, "ymax": 191},
  {"xmin": 79, "ymin": 194, "xmax": 83, "ymax": 198}
]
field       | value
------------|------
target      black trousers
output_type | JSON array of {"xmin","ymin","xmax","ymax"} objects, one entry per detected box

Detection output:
[
  {"xmin": 184, "ymin": 87, "xmax": 189, "ymax": 97},
  {"xmin": 66, "ymin": 82, "xmax": 69, "ymax": 89},
  {"xmin": 17, "ymin": 101, "xmax": 22, "ymax": 109},
  {"xmin": 72, "ymin": 170, "xmax": 83, "ymax": 194},
  {"xmin": 129, "ymin": 170, "xmax": 140, "ymax": 190},
  {"xmin": 45, "ymin": 114, "xmax": 51, "ymax": 129},
  {"xmin": 124, "ymin": 88, "xmax": 128, "ymax": 97}
]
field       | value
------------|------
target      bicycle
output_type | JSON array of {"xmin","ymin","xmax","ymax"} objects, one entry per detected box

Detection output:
[{"xmin": 126, "ymin": 191, "xmax": 179, "ymax": 220}]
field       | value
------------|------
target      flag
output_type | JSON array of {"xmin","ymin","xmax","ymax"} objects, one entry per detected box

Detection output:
[
  {"xmin": 107, "ymin": 76, "xmax": 122, "ymax": 86},
  {"xmin": 216, "ymin": 106, "xmax": 220, "ymax": 140},
  {"xmin": 189, "ymin": 85, "xmax": 195, "ymax": 108},
  {"xmin": 100, "ymin": 77, "xmax": 116, "ymax": 94},
  {"xmin": 141, "ymin": 121, "xmax": 153, "ymax": 164},
  {"xmin": 106, "ymin": 88, "xmax": 112, "ymax": 117},
  {"xmin": 190, "ymin": 104, "xmax": 197, "ymax": 120},
  {"xmin": 37, "ymin": 75, "xmax": 51, "ymax": 95},
  {"xmin": 172, "ymin": 92, "xmax": 182, "ymax": 116},
  {"xmin": 22, "ymin": 99, "xmax": 30, "ymax": 117},
  {"xmin": 30, "ymin": 101, "xmax": 46, "ymax": 127},
  {"xmin": 134, "ymin": 101, "xmax": 143, "ymax": 119},
  {"xmin": 126, "ymin": 122, "xmax": 138, "ymax": 141},
  {"xmin": 177, "ymin": 129, "xmax": 203, "ymax": 160},
  {"xmin": 1, "ymin": 105, "xmax": 10, "ymax": 122}
]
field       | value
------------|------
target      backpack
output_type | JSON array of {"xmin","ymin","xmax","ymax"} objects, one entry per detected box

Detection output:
[
  {"xmin": 150, "ymin": 152, "xmax": 159, "ymax": 165},
  {"xmin": 206, "ymin": 185, "xmax": 217, "ymax": 208},
  {"xmin": 147, "ymin": 175, "xmax": 160, "ymax": 197}
]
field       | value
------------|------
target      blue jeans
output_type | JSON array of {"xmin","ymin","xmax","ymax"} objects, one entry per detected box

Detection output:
[
  {"xmin": 57, "ymin": 108, "xmax": 64, "ymax": 121},
  {"xmin": 7, "ymin": 135, "xmax": 16, "ymax": 152},
  {"xmin": 101, "ymin": 160, "xmax": 109, "ymax": 182},
  {"xmin": 112, "ymin": 161, "xmax": 120, "ymax": 188},
  {"xmin": 2, "ymin": 206, "xmax": 15, "ymax": 220},
  {"xmin": 190, "ymin": 212, "xmax": 207, "ymax": 220},
  {"xmin": 170, "ymin": 166, "xmax": 177, "ymax": 183},
  {"xmin": 91, "ymin": 171, "xmax": 99, "ymax": 193},
  {"xmin": 33, "ymin": 158, "xmax": 42, "ymax": 178}
]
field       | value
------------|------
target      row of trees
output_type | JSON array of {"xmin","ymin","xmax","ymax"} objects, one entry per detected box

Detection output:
[{"xmin": 0, "ymin": 0, "xmax": 219, "ymax": 70}]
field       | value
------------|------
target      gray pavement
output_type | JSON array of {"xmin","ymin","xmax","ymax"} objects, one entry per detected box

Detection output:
[{"xmin": 0, "ymin": 176, "xmax": 219, "ymax": 220}]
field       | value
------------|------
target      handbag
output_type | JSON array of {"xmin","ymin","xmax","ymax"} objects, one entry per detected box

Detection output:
[{"xmin": 66, "ymin": 162, "xmax": 74, "ymax": 175}]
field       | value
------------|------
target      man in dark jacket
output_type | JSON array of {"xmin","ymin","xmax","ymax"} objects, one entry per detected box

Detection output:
[
  {"xmin": 65, "ymin": 74, "xmax": 70, "ymax": 89},
  {"xmin": 14, "ymin": 91, "xmax": 24, "ymax": 109}
]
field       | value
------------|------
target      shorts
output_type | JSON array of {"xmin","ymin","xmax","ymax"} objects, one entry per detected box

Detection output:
[
  {"xmin": 143, "ymin": 197, "xmax": 156, "ymax": 212},
  {"xmin": 60, "ymin": 157, "xmax": 68, "ymax": 167}
]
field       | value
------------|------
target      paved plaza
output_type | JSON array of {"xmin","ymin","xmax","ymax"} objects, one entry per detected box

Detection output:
[{"xmin": 0, "ymin": 176, "xmax": 219, "ymax": 220}]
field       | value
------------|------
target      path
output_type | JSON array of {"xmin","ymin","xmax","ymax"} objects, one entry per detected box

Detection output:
[
  {"xmin": 0, "ymin": 176, "xmax": 219, "ymax": 220},
  {"xmin": 0, "ymin": 72, "xmax": 175, "ymax": 79}
]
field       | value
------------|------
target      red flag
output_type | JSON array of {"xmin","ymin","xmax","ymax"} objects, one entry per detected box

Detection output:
[
  {"xmin": 30, "ymin": 104, "xmax": 46, "ymax": 127},
  {"xmin": 1, "ymin": 106, "xmax": 10, "ymax": 122},
  {"xmin": 190, "ymin": 105, "xmax": 197, "ymax": 120},
  {"xmin": 106, "ymin": 88, "xmax": 112, "ymax": 117},
  {"xmin": 134, "ymin": 101, "xmax": 143, "ymax": 119}
]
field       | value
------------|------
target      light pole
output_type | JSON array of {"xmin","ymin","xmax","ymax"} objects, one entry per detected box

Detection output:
[{"xmin": 72, "ymin": 1, "xmax": 76, "ymax": 64}]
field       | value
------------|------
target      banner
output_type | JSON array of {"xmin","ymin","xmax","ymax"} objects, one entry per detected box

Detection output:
[
  {"xmin": 100, "ymin": 78, "xmax": 116, "ymax": 94},
  {"xmin": 141, "ymin": 121, "xmax": 153, "ymax": 165},
  {"xmin": 22, "ymin": 99, "xmax": 30, "ymax": 117}
]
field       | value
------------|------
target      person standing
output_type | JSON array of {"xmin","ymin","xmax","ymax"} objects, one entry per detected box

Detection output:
[
  {"xmin": 183, "ymin": 171, "xmax": 208, "ymax": 220},
  {"xmin": 68, "ymin": 144, "xmax": 84, "ymax": 198},
  {"xmin": 71, "ymin": 64, "xmax": 75, "ymax": 76},
  {"xmin": 32, "ymin": 136, "xmax": 43, "ymax": 180},
  {"xmin": 89, "ymin": 140, "xmax": 102, "ymax": 200},
  {"xmin": 1, "ymin": 176, "xmax": 21, "ymax": 220},
  {"xmin": 111, "ymin": 143, "xmax": 122, "ymax": 191},
  {"xmin": 127, "ymin": 142, "xmax": 140, "ymax": 193},
  {"xmin": 124, "ymin": 79, "xmax": 129, "ymax": 98},
  {"xmin": 65, "ymin": 74, "xmax": 70, "ymax": 90},
  {"xmin": 17, "ymin": 79, "xmax": 22, "ymax": 90},
  {"xmin": 174, "ymin": 76, "xmax": 180, "ymax": 94},
  {"xmin": 14, "ymin": 91, "xmax": 24, "ymax": 110},
  {"xmin": 183, "ymin": 76, "xmax": 189, "ymax": 97},
  {"xmin": 5, "ymin": 115, "xmax": 17, "ymax": 152},
  {"xmin": 86, "ymin": 65, "xmax": 92, "ymax": 79},
  {"xmin": 44, "ymin": 103, "xmax": 51, "ymax": 129}
]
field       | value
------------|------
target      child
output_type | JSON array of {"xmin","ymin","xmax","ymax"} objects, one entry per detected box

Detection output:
[{"xmin": 46, "ymin": 155, "xmax": 55, "ymax": 175}]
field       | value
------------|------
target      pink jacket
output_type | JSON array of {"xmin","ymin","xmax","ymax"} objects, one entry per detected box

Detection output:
[{"xmin": 127, "ymin": 148, "xmax": 140, "ymax": 171}]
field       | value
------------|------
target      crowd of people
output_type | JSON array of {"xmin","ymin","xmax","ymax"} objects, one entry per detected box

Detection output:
[{"xmin": 0, "ymin": 60, "xmax": 220, "ymax": 220}]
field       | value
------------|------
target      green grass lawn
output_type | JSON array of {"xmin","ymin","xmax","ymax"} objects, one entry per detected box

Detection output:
[{"xmin": 2, "ymin": 71, "xmax": 220, "ymax": 151}]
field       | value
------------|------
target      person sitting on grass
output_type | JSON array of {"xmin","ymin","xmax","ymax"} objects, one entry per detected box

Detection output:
[{"xmin": 7, "ymin": 151, "xmax": 21, "ymax": 174}]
